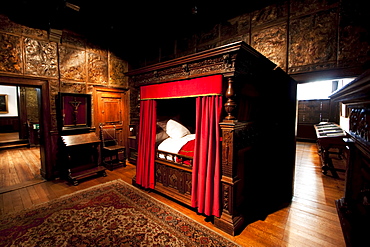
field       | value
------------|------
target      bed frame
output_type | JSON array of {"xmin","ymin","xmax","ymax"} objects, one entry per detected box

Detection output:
[{"xmin": 126, "ymin": 41, "xmax": 297, "ymax": 235}]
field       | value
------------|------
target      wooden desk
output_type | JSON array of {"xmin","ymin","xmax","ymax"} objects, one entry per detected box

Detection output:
[
  {"xmin": 314, "ymin": 123, "xmax": 347, "ymax": 177},
  {"xmin": 61, "ymin": 132, "xmax": 106, "ymax": 185}
]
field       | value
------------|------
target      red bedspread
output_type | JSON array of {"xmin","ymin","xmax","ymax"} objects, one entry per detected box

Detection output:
[{"xmin": 178, "ymin": 139, "xmax": 195, "ymax": 157}]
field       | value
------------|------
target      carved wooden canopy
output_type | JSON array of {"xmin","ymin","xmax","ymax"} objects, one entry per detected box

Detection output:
[{"xmin": 125, "ymin": 41, "xmax": 277, "ymax": 87}]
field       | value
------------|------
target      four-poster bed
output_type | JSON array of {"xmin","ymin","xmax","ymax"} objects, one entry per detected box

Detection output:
[{"xmin": 126, "ymin": 41, "xmax": 297, "ymax": 235}]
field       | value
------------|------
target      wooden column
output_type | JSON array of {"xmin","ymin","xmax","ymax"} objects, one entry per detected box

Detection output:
[{"xmin": 215, "ymin": 121, "xmax": 248, "ymax": 235}]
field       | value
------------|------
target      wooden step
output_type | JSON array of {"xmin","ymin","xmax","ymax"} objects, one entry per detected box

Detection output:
[{"xmin": 0, "ymin": 139, "xmax": 29, "ymax": 150}]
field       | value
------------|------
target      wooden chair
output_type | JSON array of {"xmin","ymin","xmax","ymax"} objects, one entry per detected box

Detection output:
[{"xmin": 99, "ymin": 123, "xmax": 126, "ymax": 170}]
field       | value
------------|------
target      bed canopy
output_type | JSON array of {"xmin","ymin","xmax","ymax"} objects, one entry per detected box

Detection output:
[
  {"xmin": 137, "ymin": 75, "xmax": 223, "ymax": 217},
  {"xmin": 126, "ymin": 41, "xmax": 297, "ymax": 235}
]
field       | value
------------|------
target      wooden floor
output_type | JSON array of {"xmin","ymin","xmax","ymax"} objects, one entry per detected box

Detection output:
[{"xmin": 0, "ymin": 142, "xmax": 346, "ymax": 246}]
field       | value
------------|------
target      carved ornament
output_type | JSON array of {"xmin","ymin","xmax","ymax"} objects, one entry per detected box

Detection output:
[{"xmin": 24, "ymin": 37, "xmax": 58, "ymax": 78}]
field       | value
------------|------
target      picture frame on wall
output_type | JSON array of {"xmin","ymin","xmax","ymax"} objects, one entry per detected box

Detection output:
[{"xmin": 0, "ymin": 94, "xmax": 8, "ymax": 114}]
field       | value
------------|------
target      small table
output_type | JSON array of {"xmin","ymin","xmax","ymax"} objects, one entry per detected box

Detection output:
[{"xmin": 314, "ymin": 122, "xmax": 348, "ymax": 177}]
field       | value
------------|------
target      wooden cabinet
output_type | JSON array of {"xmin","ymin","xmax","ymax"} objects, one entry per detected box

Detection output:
[
  {"xmin": 330, "ymin": 69, "xmax": 370, "ymax": 247},
  {"xmin": 297, "ymin": 99, "xmax": 332, "ymax": 140}
]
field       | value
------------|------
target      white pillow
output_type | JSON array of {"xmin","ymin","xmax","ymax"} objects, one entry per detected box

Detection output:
[{"xmin": 166, "ymin": 119, "xmax": 190, "ymax": 139}]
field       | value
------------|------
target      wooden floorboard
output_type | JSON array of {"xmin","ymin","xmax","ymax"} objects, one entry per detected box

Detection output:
[{"xmin": 0, "ymin": 142, "xmax": 346, "ymax": 246}]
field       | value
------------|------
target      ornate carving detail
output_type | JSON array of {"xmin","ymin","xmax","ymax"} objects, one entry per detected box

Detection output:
[
  {"xmin": 61, "ymin": 81, "xmax": 86, "ymax": 94},
  {"xmin": 87, "ymin": 52, "xmax": 108, "ymax": 84},
  {"xmin": 61, "ymin": 32, "xmax": 86, "ymax": 49},
  {"xmin": 289, "ymin": 9, "xmax": 338, "ymax": 73},
  {"xmin": 290, "ymin": 0, "xmax": 338, "ymax": 17},
  {"xmin": 0, "ymin": 15, "xmax": 22, "ymax": 34},
  {"xmin": 0, "ymin": 33, "xmax": 22, "ymax": 74},
  {"xmin": 224, "ymin": 77, "xmax": 237, "ymax": 120},
  {"xmin": 132, "ymin": 55, "xmax": 236, "ymax": 86},
  {"xmin": 169, "ymin": 172, "xmax": 178, "ymax": 189},
  {"xmin": 251, "ymin": 1, "xmax": 288, "ymax": 28},
  {"xmin": 109, "ymin": 54, "xmax": 128, "ymax": 87},
  {"xmin": 59, "ymin": 46, "xmax": 86, "ymax": 82},
  {"xmin": 222, "ymin": 129, "xmax": 234, "ymax": 171},
  {"xmin": 24, "ymin": 37, "xmax": 58, "ymax": 77},
  {"xmin": 350, "ymin": 108, "xmax": 370, "ymax": 142},
  {"xmin": 182, "ymin": 63, "xmax": 189, "ymax": 73},
  {"xmin": 252, "ymin": 24, "xmax": 287, "ymax": 71},
  {"xmin": 223, "ymin": 184, "xmax": 230, "ymax": 211}
]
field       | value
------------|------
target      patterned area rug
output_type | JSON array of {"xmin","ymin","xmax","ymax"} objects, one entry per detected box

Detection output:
[{"xmin": 0, "ymin": 179, "xmax": 240, "ymax": 247}]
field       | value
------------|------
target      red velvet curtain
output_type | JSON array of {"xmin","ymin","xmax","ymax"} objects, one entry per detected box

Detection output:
[
  {"xmin": 191, "ymin": 95, "xmax": 223, "ymax": 217},
  {"xmin": 140, "ymin": 75, "xmax": 223, "ymax": 100},
  {"xmin": 136, "ymin": 100, "xmax": 157, "ymax": 189}
]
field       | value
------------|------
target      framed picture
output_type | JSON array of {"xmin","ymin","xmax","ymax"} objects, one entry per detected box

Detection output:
[
  {"xmin": 0, "ymin": 94, "xmax": 8, "ymax": 113},
  {"xmin": 57, "ymin": 93, "xmax": 92, "ymax": 131}
]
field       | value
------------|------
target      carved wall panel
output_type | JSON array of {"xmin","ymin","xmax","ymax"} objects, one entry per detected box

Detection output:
[
  {"xmin": 25, "ymin": 87, "xmax": 39, "ymax": 122},
  {"xmin": 109, "ymin": 54, "xmax": 128, "ymax": 88},
  {"xmin": 251, "ymin": 1, "xmax": 288, "ymax": 28},
  {"xmin": 48, "ymin": 79, "xmax": 59, "ymax": 132},
  {"xmin": 198, "ymin": 24, "xmax": 220, "ymax": 46},
  {"xmin": 252, "ymin": 24, "xmax": 287, "ymax": 71},
  {"xmin": 24, "ymin": 37, "xmax": 58, "ymax": 77},
  {"xmin": 22, "ymin": 26, "xmax": 48, "ymax": 40},
  {"xmin": 288, "ymin": 8, "xmax": 338, "ymax": 73},
  {"xmin": 61, "ymin": 32, "xmax": 86, "ymax": 49},
  {"xmin": 290, "ymin": 0, "xmax": 339, "ymax": 17},
  {"xmin": 221, "ymin": 20, "xmax": 239, "ymax": 42},
  {"xmin": 0, "ymin": 33, "xmax": 23, "ymax": 74},
  {"xmin": 338, "ymin": 2, "xmax": 370, "ymax": 69},
  {"xmin": 60, "ymin": 81, "xmax": 86, "ymax": 94},
  {"xmin": 0, "ymin": 15, "xmax": 22, "ymax": 34},
  {"xmin": 87, "ymin": 52, "xmax": 108, "ymax": 84},
  {"xmin": 59, "ymin": 46, "xmax": 86, "ymax": 82}
]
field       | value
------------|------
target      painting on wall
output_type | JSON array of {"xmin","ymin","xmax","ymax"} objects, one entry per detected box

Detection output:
[{"xmin": 0, "ymin": 94, "xmax": 8, "ymax": 113}]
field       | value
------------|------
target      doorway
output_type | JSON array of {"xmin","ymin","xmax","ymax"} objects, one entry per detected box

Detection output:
[{"xmin": 0, "ymin": 76, "xmax": 51, "ymax": 192}]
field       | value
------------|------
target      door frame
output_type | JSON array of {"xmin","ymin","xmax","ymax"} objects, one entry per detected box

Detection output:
[{"xmin": 0, "ymin": 76, "xmax": 52, "ymax": 180}]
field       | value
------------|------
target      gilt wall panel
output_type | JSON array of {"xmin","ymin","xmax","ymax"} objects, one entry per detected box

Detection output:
[
  {"xmin": 61, "ymin": 32, "xmax": 86, "ymax": 49},
  {"xmin": 60, "ymin": 81, "xmax": 86, "ymax": 94},
  {"xmin": 288, "ymin": 8, "xmax": 338, "ymax": 73},
  {"xmin": 25, "ymin": 88, "xmax": 39, "ymax": 122},
  {"xmin": 22, "ymin": 26, "xmax": 48, "ymax": 40},
  {"xmin": 338, "ymin": 2, "xmax": 370, "ymax": 68},
  {"xmin": 290, "ymin": 0, "xmax": 339, "ymax": 17},
  {"xmin": 87, "ymin": 52, "xmax": 108, "ymax": 84},
  {"xmin": 48, "ymin": 79, "xmax": 59, "ymax": 131},
  {"xmin": 24, "ymin": 38, "xmax": 58, "ymax": 77},
  {"xmin": 0, "ymin": 15, "xmax": 22, "ymax": 34},
  {"xmin": 251, "ymin": 1, "xmax": 288, "ymax": 28},
  {"xmin": 59, "ymin": 46, "xmax": 86, "ymax": 82},
  {"xmin": 252, "ymin": 24, "xmax": 287, "ymax": 71},
  {"xmin": 109, "ymin": 54, "xmax": 128, "ymax": 88},
  {"xmin": 0, "ymin": 33, "xmax": 23, "ymax": 74}
]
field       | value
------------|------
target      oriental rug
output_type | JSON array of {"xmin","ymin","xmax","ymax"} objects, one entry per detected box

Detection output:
[{"xmin": 0, "ymin": 179, "xmax": 240, "ymax": 247}]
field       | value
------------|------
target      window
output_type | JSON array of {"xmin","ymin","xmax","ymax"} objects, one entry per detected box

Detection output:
[{"xmin": 297, "ymin": 78, "xmax": 353, "ymax": 100}]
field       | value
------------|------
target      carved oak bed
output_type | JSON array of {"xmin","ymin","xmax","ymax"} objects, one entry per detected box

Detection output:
[{"xmin": 126, "ymin": 41, "xmax": 297, "ymax": 235}]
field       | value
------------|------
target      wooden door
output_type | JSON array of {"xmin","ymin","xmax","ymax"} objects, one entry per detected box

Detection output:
[{"xmin": 93, "ymin": 87, "xmax": 129, "ymax": 148}]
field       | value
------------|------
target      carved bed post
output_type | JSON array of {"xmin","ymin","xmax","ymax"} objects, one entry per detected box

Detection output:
[
  {"xmin": 224, "ymin": 77, "xmax": 237, "ymax": 120},
  {"xmin": 215, "ymin": 75, "xmax": 245, "ymax": 235},
  {"xmin": 215, "ymin": 121, "xmax": 247, "ymax": 235}
]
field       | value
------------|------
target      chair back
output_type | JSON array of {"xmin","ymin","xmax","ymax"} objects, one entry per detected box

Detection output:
[{"xmin": 99, "ymin": 124, "xmax": 118, "ymax": 147}]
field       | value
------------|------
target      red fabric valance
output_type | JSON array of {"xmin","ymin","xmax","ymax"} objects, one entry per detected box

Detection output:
[{"xmin": 140, "ymin": 75, "xmax": 223, "ymax": 100}]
